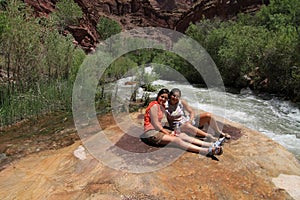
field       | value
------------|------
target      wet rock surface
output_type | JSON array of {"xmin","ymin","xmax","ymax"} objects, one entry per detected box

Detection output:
[{"xmin": 0, "ymin": 111, "xmax": 300, "ymax": 199}]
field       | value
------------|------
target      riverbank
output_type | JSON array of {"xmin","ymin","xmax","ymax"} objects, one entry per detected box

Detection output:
[
  {"xmin": 0, "ymin": 111, "xmax": 300, "ymax": 199},
  {"xmin": 0, "ymin": 112, "xmax": 78, "ymax": 171}
]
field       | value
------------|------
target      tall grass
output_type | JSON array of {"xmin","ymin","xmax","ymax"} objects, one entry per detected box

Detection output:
[{"xmin": 0, "ymin": 80, "xmax": 73, "ymax": 126}]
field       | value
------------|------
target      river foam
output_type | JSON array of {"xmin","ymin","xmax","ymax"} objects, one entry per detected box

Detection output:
[
  {"xmin": 110, "ymin": 75, "xmax": 300, "ymax": 160},
  {"xmin": 152, "ymin": 80, "xmax": 300, "ymax": 160}
]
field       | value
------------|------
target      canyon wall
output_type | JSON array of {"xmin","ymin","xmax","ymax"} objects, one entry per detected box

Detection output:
[{"xmin": 25, "ymin": 0, "xmax": 269, "ymax": 51}]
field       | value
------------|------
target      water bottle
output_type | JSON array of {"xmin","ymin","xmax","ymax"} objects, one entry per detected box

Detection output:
[{"xmin": 174, "ymin": 122, "xmax": 181, "ymax": 136}]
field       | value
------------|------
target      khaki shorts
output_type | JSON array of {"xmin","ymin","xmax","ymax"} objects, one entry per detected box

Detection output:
[{"xmin": 142, "ymin": 129, "xmax": 165, "ymax": 145}]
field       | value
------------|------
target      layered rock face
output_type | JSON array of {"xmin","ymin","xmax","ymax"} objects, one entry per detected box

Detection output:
[{"xmin": 25, "ymin": 0, "xmax": 269, "ymax": 51}]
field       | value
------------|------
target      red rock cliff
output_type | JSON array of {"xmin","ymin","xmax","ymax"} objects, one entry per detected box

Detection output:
[{"xmin": 25, "ymin": 0, "xmax": 269, "ymax": 51}]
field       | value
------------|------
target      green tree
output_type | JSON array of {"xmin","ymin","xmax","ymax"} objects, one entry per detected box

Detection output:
[
  {"xmin": 0, "ymin": 0, "xmax": 86, "ymax": 125},
  {"xmin": 185, "ymin": 0, "xmax": 300, "ymax": 101},
  {"xmin": 216, "ymin": 24, "xmax": 270, "ymax": 86},
  {"xmin": 43, "ymin": 32, "xmax": 78, "ymax": 80},
  {"xmin": 152, "ymin": 51, "xmax": 192, "ymax": 82},
  {"xmin": 106, "ymin": 56, "xmax": 137, "ymax": 80},
  {"xmin": 256, "ymin": 0, "xmax": 300, "ymax": 31},
  {"xmin": 97, "ymin": 17, "xmax": 122, "ymax": 40},
  {"xmin": 0, "ymin": 0, "xmax": 7, "ymax": 10},
  {"xmin": 0, "ymin": 0, "xmax": 42, "ymax": 91},
  {"xmin": 50, "ymin": 0, "xmax": 83, "ymax": 32}
]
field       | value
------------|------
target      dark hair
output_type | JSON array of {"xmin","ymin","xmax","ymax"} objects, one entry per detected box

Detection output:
[
  {"xmin": 156, "ymin": 88, "xmax": 169, "ymax": 101},
  {"xmin": 169, "ymin": 88, "xmax": 181, "ymax": 98}
]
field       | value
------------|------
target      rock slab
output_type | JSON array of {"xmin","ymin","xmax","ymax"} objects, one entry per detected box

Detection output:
[{"xmin": 0, "ymin": 112, "xmax": 299, "ymax": 200}]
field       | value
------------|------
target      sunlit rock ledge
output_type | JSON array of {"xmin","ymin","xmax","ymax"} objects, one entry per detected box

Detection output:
[{"xmin": 0, "ymin": 112, "xmax": 299, "ymax": 200}]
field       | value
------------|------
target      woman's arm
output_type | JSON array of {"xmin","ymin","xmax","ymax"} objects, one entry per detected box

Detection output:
[
  {"xmin": 150, "ymin": 105, "xmax": 173, "ymax": 135},
  {"xmin": 181, "ymin": 99, "xmax": 195, "ymax": 122}
]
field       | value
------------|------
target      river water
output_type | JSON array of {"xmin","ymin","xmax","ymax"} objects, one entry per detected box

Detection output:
[
  {"xmin": 151, "ymin": 80, "xmax": 300, "ymax": 160},
  {"xmin": 112, "ymin": 72, "xmax": 300, "ymax": 160}
]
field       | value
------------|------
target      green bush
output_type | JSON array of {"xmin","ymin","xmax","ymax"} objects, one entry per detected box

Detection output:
[
  {"xmin": 0, "ymin": 0, "xmax": 86, "ymax": 126},
  {"xmin": 97, "ymin": 17, "xmax": 122, "ymax": 40},
  {"xmin": 185, "ymin": 0, "xmax": 300, "ymax": 101},
  {"xmin": 0, "ymin": 0, "xmax": 43, "ymax": 90},
  {"xmin": 50, "ymin": 0, "xmax": 83, "ymax": 32}
]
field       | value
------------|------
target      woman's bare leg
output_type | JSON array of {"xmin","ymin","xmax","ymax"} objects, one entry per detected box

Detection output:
[
  {"xmin": 199, "ymin": 112, "xmax": 230, "ymax": 138},
  {"xmin": 181, "ymin": 123, "xmax": 216, "ymax": 140},
  {"xmin": 160, "ymin": 134, "xmax": 210, "ymax": 154},
  {"xmin": 177, "ymin": 133, "xmax": 212, "ymax": 147}
]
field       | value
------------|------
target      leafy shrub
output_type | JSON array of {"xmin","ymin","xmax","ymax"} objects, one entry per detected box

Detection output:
[
  {"xmin": 185, "ymin": 0, "xmax": 300, "ymax": 101},
  {"xmin": 0, "ymin": 0, "xmax": 86, "ymax": 126},
  {"xmin": 97, "ymin": 17, "xmax": 122, "ymax": 40},
  {"xmin": 50, "ymin": 0, "xmax": 83, "ymax": 32}
]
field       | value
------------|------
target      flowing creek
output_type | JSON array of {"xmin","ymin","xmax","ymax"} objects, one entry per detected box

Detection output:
[
  {"xmin": 153, "ymin": 80, "xmax": 300, "ymax": 160},
  {"xmin": 112, "ymin": 75, "xmax": 300, "ymax": 160}
]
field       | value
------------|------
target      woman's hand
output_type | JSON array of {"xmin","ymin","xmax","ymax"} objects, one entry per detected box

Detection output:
[
  {"xmin": 170, "ymin": 131, "xmax": 176, "ymax": 136},
  {"xmin": 162, "ymin": 129, "xmax": 175, "ymax": 136},
  {"xmin": 190, "ymin": 119, "xmax": 196, "ymax": 126}
]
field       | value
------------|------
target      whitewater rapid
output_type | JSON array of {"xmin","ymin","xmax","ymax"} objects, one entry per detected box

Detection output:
[
  {"xmin": 111, "ymin": 72, "xmax": 300, "ymax": 160},
  {"xmin": 153, "ymin": 80, "xmax": 300, "ymax": 160}
]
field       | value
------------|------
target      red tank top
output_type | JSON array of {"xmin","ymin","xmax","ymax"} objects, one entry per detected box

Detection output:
[{"xmin": 144, "ymin": 101, "xmax": 165, "ymax": 132}]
